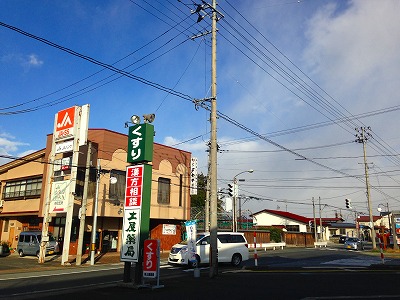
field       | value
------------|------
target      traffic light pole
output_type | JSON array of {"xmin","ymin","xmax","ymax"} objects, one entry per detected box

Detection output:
[{"xmin": 232, "ymin": 179, "xmax": 238, "ymax": 232}]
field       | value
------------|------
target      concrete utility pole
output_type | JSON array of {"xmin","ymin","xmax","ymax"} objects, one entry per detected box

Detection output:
[
  {"xmin": 76, "ymin": 142, "xmax": 92, "ymax": 265},
  {"xmin": 90, "ymin": 159, "xmax": 101, "ymax": 265},
  {"xmin": 209, "ymin": 0, "xmax": 218, "ymax": 278},
  {"xmin": 356, "ymin": 127, "xmax": 376, "ymax": 249},
  {"xmin": 183, "ymin": 0, "xmax": 223, "ymax": 278},
  {"xmin": 312, "ymin": 197, "xmax": 317, "ymax": 242},
  {"xmin": 39, "ymin": 145, "xmax": 55, "ymax": 263},
  {"xmin": 319, "ymin": 197, "xmax": 323, "ymax": 241}
]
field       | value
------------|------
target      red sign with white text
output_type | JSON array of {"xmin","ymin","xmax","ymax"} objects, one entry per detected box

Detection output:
[
  {"xmin": 143, "ymin": 239, "xmax": 158, "ymax": 278},
  {"xmin": 125, "ymin": 165, "xmax": 144, "ymax": 208},
  {"xmin": 54, "ymin": 106, "xmax": 76, "ymax": 141}
]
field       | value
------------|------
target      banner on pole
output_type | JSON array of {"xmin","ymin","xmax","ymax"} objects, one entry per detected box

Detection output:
[{"xmin": 185, "ymin": 220, "xmax": 197, "ymax": 266}]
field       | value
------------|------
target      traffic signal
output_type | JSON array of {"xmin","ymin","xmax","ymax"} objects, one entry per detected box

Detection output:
[
  {"xmin": 345, "ymin": 198, "xmax": 352, "ymax": 209},
  {"xmin": 228, "ymin": 183, "xmax": 234, "ymax": 197}
]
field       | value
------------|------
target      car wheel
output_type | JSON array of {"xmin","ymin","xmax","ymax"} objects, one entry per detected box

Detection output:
[
  {"xmin": 36, "ymin": 251, "xmax": 40, "ymax": 258},
  {"xmin": 18, "ymin": 250, "xmax": 24, "ymax": 257},
  {"xmin": 231, "ymin": 253, "xmax": 242, "ymax": 267}
]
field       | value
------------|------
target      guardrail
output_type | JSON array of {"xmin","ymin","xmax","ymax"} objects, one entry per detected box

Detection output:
[
  {"xmin": 248, "ymin": 242, "xmax": 286, "ymax": 251},
  {"xmin": 314, "ymin": 241, "xmax": 327, "ymax": 248}
]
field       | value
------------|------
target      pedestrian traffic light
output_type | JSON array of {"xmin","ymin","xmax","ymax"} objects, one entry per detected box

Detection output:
[
  {"xmin": 228, "ymin": 183, "xmax": 234, "ymax": 197},
  {"xmin": 345, "ymin": 198, "xmax": 352, "ymax": 209}
]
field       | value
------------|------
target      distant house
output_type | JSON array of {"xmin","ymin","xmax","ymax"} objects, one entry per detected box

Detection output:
[
  {"xmin": 252, "ymin": 209, "xmax": 343, "ymax": 238},
  {"xmin": 326, "ymin": 222, "xmax": 358, "ymax": 238},
  {"xmin": 358, "ymin": 215, "xmax": 387, "ymax": 229}
]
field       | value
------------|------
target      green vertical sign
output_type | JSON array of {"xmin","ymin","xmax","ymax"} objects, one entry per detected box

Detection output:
[
  {"xmin": 127, "ymin": 123, "xmax": 154, "ymax": 163},
  {"xmin": 139, "ymin": 163, "xmax": 152, "ymax": 250}
]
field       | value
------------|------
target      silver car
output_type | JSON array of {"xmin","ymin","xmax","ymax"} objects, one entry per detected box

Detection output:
[{"xmin": 344, "ymin": 237, "xmax": 364, "ymax": 250}]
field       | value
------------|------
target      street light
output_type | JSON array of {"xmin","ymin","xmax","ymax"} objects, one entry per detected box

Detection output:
[{"xmin": 232, "ymin": 169, "xmax": 254, "ymax": 232}]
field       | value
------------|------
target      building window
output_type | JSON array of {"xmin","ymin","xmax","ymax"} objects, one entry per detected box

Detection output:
[
  {"xmin": 179, "ymin": 174, "xmax": 183, "ymax": 207},
  {"xmin": 286, "ymin": 225, "xmax": 300, "ymax": 232},
  {"xmin": 157, "ymin": 177, "xmax": 170, "ymax": 204},
  {"xmin": 4, "ymin": 219, "xmax": 9, "ymax": 232},
  {"xmin": 109, "ymin": 169, "xmax": 126, "ymax": 206},
  {"xmin": 2, "ymin": 177, "xmax": 42, "ymax": 199}
]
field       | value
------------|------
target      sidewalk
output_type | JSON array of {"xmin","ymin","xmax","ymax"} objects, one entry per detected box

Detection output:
[{"xmin": 0, "ymin": 251, "xmax": 171, "ymax": 275}]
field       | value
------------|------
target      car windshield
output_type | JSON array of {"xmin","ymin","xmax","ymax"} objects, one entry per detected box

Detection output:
[
  {"xmin": 180, "ymin": 233, "xmax": 206, "ymax": 245},
  {"xmin": 346, "ymin": 238, "xmax": 358, "ymax": 242},
  {"xmin": 38, "ymin": 233, "xmax": 56, "ymax": 242}
]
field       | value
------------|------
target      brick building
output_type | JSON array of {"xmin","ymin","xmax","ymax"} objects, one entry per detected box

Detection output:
[{"xmin": 0, "ymin": 128, "xmax": 191, "ymax": 254}]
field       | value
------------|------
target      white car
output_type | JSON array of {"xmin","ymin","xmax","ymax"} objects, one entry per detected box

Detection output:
[{"xmin": 168, "ymin": 232, "xmax": 249, "ymax": 267}]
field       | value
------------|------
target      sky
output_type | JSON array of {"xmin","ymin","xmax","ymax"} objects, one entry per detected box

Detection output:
[{"xmin": 1, "ymin": 0, "xmax": 399, "ymax": 221}]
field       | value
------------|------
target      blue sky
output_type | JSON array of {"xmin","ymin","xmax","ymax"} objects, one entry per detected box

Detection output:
[{"xmin": 1, "ymin": 0, "xmax": 399, "ymax": 219}]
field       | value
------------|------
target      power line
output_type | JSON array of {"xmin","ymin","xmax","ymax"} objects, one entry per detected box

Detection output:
[{"xmin": 0, "ymin": 20, "xmax": 199, "ymax": 114}]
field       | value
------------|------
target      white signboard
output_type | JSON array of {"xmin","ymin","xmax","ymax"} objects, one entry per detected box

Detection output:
[
  {"xmin": 190, "ymin": 157, "xmax": 198, "ymax": 195},
  {"xmin": 120, "ymin": 208, "xmax": 141, "ymax": 262},
  {"xmin": 55, "ymin": 140, "xmax": 74, "ymax": 154},
  {"xmin": 50, "ymin": 181, "xmax": 70, "ymax": 213},
  {"xmin": 162, "ymin": 224, "xmax": 176, "ymax": 235}
]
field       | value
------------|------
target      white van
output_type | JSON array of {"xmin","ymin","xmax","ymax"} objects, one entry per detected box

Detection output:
[
  {"xmin": 168, "ymin": 232, "xmax": 249, "ymax": 267},
  {"xmin": 17, "ymin": 231, "xmax": 59, "ymax": 258}
]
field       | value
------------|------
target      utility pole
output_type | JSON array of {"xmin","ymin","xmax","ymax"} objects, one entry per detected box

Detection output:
[
  {"xmin": 90, "ymin": 159, "xmax": 101, "ymax": 265},
  {"xmin": 319, "ymin": 197, "xmax": 323, "ymax": 241},
  {"xmin": 183, "ymin": 0, "xmax": 223, "ymax": 278},
  {"xmin": 356, "ymin": 127, "xmax": 376, "ymax": 249},
  {"xmin": 312, "ymin": 197, "xmax": 317, "ymax": 242},
  {"xmin": 232, "ymin": 178, "xmax": 238, "ymax": 232},
  {"xmin": 76, "ymin": 142, "xmax": 92, "ymax": 265},
  {"xmin": 209, "ymin": 0, "xmax": 218, "ymax": 278},
  {"xmin": 39, "ymin": 146, "xmax": 55, "ymax": 263}
]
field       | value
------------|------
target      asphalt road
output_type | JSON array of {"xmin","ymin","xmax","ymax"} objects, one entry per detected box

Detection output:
[{"xmin": 1, "ymin": 244, "xmax": 400, "ymax": 299}]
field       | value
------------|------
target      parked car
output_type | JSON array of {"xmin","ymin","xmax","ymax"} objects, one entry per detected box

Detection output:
[
  {"xmin": 339, "ymin": 235, "xmax": 348, "ymax": 244},
  {"xmin": 17, "ymin": 231, "xmax": 59, "ymax": 258},
  {"xmin": 168, "ymin": 232, "xmax": 249, "ymax": 267},
  {"xmin": 344, "ymin": 237, "xmax": 364, "ymax": 250}
]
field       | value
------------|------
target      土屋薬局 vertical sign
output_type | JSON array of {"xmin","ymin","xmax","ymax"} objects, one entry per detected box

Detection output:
[
  {"xmin": 121, "ymin": 164, "xmax": 152, "ymax": 262},
  {"xmin": 127, "ymin": 123, "xmax": 154, "ymax": 163}
]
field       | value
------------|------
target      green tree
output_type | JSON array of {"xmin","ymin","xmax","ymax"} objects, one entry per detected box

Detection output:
[
  {"xmin": 190, "ymin": 173, "xmax": 207, "ymax": 208},
  {"xmin": 257, "ymin": 226, "xmax": 283, "ymax": 242}
]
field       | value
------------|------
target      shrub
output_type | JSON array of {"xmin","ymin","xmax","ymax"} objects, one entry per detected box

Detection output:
[{"xmin": 0, "ymin": 240, "xmax": 11, "ymax": 254}]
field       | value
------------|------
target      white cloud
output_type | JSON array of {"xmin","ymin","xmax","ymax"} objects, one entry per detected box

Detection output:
[
  {"xmin": 0, "ymin": 132, "xmax": 30, "ymax": 165},
  {"xmin": 303, "ymin": 0, "xmax": 400, "ymax": 107},
  {"xmin": 27, "ymin": 54, "xmax": 44, "ymax": 67},
  {"xmin": 1, "ymin": 53, "xmax": 43, "ymax": 70}
]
